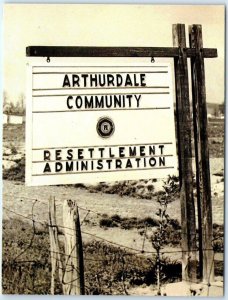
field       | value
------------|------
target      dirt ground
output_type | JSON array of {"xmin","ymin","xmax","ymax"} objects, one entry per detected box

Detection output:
[
  {"xmin": 3, "ymin": 169, "xmax": 224, "ymax": 262},
  {"xmin": 2, "ymin": 123, "xmax": 224, "ymax": 295},
  {"xmin": 2, "ymin": 123, "xmax": 224, "ymax": 257}
]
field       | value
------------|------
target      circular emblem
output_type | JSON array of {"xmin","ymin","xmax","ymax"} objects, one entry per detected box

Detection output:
[{"xmin": 97, "ymin": 117, "xmax": 115, "ymax": 138}]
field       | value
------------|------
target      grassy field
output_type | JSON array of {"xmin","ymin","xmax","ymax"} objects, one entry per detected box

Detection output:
[
  {"xmin": 208, "ymin": 119, "xmax": 224, "ymax": 157},
  {"xmin": 2, "ymin": 216, "xmax": 223, "ymax": 295},
  {"xmin": 2, "ymin": 120, "xmax": 224, "ymax": 295}
]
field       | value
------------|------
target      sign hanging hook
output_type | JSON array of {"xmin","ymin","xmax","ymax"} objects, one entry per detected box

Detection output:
[
  {"xmin": 47, "ymin": 56, "xmax": 51, "ymax": 63},
  {"xmin": 151, "ymin": 56, "xmax": 155, "ymax": 63}
]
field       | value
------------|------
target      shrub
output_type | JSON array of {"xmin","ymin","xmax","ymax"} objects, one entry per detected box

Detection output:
[
  {"xmin": 213, "ymin": 224, "xmax": 224, "ymax": 253},
  {"xmin": 2, "ymin": 218, "xmax": 224, "ymax": 295},
  {"xmin": 3, "ymin": 156, "xmax": 25, "ymax": 181},
  {"xmin": 2, "ymin": 218, "xmax": 61, "ymax": 294},
  {"xmin": 9, "ymin": 143, "xmax": 18, "ymax": 155},
  {"xmin": 99, "ymin": 215, "xmax": 159, "ymax": 230},
  {"xmin": 99, "ymin": 218, "xmax": 118, "ymax": 228}
]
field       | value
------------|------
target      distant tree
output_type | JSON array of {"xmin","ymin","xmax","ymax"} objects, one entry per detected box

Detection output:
[
  {"xmin": 213, "ymin": 106, "xmax": 219, "ymax": 117},
  {"xmin": 3, "ymin": 92, "xmax": 25, "ymax": 115},
  {"xmin": 3, "ymin": 91, "xmax": 8, "ymax": 108},
  {"xmin": 3, "ymin": 91, "xmax": 13, "ymax": 114},
  {"xmin": 219, "ymin": 102, "xmax": 225, "ymax": 115},
  {"xmin": 18, "ymin": 93, "xmax": 25, "ymax": 114}
]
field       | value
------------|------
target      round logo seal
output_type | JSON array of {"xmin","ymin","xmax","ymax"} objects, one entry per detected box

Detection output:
[{"xmin": 97, "ymin": 117, "xmax": 115, "ymax": 138}]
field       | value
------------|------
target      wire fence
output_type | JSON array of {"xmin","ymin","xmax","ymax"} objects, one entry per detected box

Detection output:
[{"xmin": 2, "ymin": 193, "xmax": 224, "ymax": 296}]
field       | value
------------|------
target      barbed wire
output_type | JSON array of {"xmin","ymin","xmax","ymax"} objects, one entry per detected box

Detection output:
[
  {"xmin": 2, "ymin": 195, "xmax": 224, "ymax": 296},
  {"xmin": 3, "ymin": 205, "xmax": 223, "ymax": 254}
]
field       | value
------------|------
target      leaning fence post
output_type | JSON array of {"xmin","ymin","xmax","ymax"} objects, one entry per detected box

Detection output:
[
  {"xmin": 49, "ymin": 196, "xmax": 66, "ymax": 294},
  {"xmin": 62, "ymin": 199, "xmax": 85, "ymax": 295},
  {"xmin": 49, "ymin": 196, "xmax": 57, "ymax": 295}
]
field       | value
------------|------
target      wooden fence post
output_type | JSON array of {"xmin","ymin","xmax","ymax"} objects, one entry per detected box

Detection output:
[
  {"xmin": 62, "ymin": 199, "xmax": 85, "ymax": 295},
  {"xmin": 172, "ymin": 23, "xmax": 197, "ymax": 281},
  {"xmin": 49, "ymin": 196, "xmax": 66, "ymax": 294},
  {"xmin": 189, "ymin": 24, "xmax": 214, "ymax": 282}
]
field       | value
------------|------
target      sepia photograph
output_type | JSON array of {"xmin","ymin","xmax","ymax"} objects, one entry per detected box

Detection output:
[{"xmin": 2, "ymin": 4, "xmax": 225, "ymax": 296}]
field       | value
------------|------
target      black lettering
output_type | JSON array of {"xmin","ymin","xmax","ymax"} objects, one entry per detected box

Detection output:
[
  {"xmin": 66, "ymin": 96, "xmax": 73, "ymax": 109},
  {"xmin": 126, "ymin": 94, "xmax": 132, "ymax": 107},
  {"xmin": 159, "ymin": 157, "xmax": 165, "ymax": 166},
  {"xmin": 44, "ymin": 150, "xmax": 51, "ymax": 161},
  {"xmin": 140, "ymin": 74, "xmax": 146, "ymax": 86},
  {"xmin": 125, "ymin": 74, "xmax": 133, "ymax": 86},
  {"xmin": 134, "ymin": 74, "xmax": 139, "ymax": 86},
  {"xmin": 107, "ymin": 74, "xmax": 114, "ymax": 86},
  {"xmin": 78, "ymin": 149, "xmax": 84, "ymax": 159},
  {"xmin": 97, "ymin": 159, "xmax": 103, "ymax": 170},
  {"xmin": 67, "ymin": 149, "xmax": 73, "ymax": 160},
  {"xmin": 98, "ymin": 148, "xmax": 105, "ymax": 158},
  {"xmin": 106, "ymin": 159, "xmax": 112, "ymax": 169},
  {"xmin": 143, "ymin": 157, "xmax": 146, "ymax": 167},
  {"xmin": 149, "ymin": 157, "xmax": 156, "ymax": 167},
  {"xmin": 119, "ymin": 147, "xmax": 125, "ymax": 157},
  {"xmin": 159, "ymin": 145, "xmax": 164, "ymax": 155},
  {"xmin": 116, "ymin": 74, "xmax": 123, "ymax": 86},
  {"xmin": 126, "ymin": 159, "xmax": 133, "ymax": 168},
  {"xmin": 99, "ymin": 74, "xmax": 105, "ymax": 86},
  {"xmin": 88, "ymin": 148, "xmax": 94, "ymax": 158},
  {"xmin": 81, "ymin": 74, "xmax": 88, "ymax": 87},
  {"xmin": 135, "ymin": 94, "xmax": 141, "ymax": 107},
  {"xmin": 62, "ymin": 74, "xmax": 71, "ymax": 87},
  {"xmin": 109, "ymin": 148, "xmax": 115, "ymax": 158},
  {"xmin": 75, "ymin": 96, "xmax": 83, "ymax": 109},
  {"xmin": 84, "ymin": 95, "xmax": 94, "ymax": 109},
  {"xmin": 115, "ymin": 159, "xmax": 122, "ymax": 169},
  {"xmin": 140, "ymin": 146, "xmax": 145, "ymax": 156},
  {"xmin": 113, "ymin": 94, "xmax": 122, "ymax": 108},
  {"xmin": 106, "ymin": 95, "xmax": 112, "ymax": 108},
  {"xmin": 135, "ymin": 158, "xmax": 141, "ymax": 167},
  {"xmin": 81, "ymin": 161, "xmax": 88, "ymax": 171},
  {"xmin": 129, "ymin": 147, "xmax": 136, "ymax": 156},
  {"xmin": 66, "ymin": 161, "xmax": 74, "ymax": 171},
  {"xmin": 43, "ymin": 162, "xmax": 51, "ymax": 173},
  {"xmin": 149, "ymin": 146, "xmax": 155, "ymax": 155},
  {"xmin": 55, "ymin": 162, "xmax": 63, "ymax": 172},
  {"xmin": 95, "ymin": 95, "xmax": 104, "ymax": 108},
  {"xmin": 72, "ymin": 74, "xmax": 80, "ymax": 87},
  {"xmin": 90, "ymin": 74, "xmax": 98, "ymax": 87},
  {"xmin": 55, "ymin": 150, "xmax": 62, "ymax": 160}
]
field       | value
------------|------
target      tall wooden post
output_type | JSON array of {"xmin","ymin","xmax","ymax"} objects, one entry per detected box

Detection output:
[
  {"xmin": 189, "ymin": 24, "xmax": 214, "ymax": 282},
  {"xmin": 172, "ymin": 24, "xmax": 197, "ymax": 281},
  {"xmin": 62, "ymin": 199, "xmax": 85, "ymax": 295}
]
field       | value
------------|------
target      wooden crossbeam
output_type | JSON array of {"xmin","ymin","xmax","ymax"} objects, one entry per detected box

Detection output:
[{"xmin": 26, "ymin": 46, "xmax": 217, "ymax": 58}]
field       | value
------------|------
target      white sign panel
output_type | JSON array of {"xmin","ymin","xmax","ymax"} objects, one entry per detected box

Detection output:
[{"xmin": 26, "ymin": 59, "xmax": 177, "ymax": 186}]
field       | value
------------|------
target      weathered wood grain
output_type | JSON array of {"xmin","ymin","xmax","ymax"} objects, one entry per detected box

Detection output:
[
  {"xmin": 173, "ymin": 23, "xmax": 197, "ymax": 282},
  {"xmin": 189, "ymin": 24, "xmax": 214, "ymax": 283},
  {"xmin": 62, "ymin": 199, "xmax": 85, "ymax": 295},
  {"xmin": 26, "ymin": 46, "xmax": 217, "ymax": 58},
  {"xmin": 49, "ymin": 196, "xmax": 66, "ymax": 294}
]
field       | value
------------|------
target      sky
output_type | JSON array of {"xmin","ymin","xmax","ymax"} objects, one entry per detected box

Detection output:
[{"xmin": 3, "ymin": 4, "xmax": 225, "ymax": 104}]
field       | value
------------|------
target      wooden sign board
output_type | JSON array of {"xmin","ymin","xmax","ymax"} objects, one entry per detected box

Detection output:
[{"xmin": 26, "ymin": 58, "xmax": 177, "ymax": 186}]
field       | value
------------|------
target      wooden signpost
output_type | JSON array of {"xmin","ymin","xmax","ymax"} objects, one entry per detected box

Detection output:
[
  {"xmin": 172, "ymin": 24, "xmax": 197, "ymax": 281},
  {"xmin": 189, "ymin": 24, "xmax": 214, "ymax": 282},
  {"xmin": 26, "ymin": 23, "xmax": 217, "ymax": 285}
]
